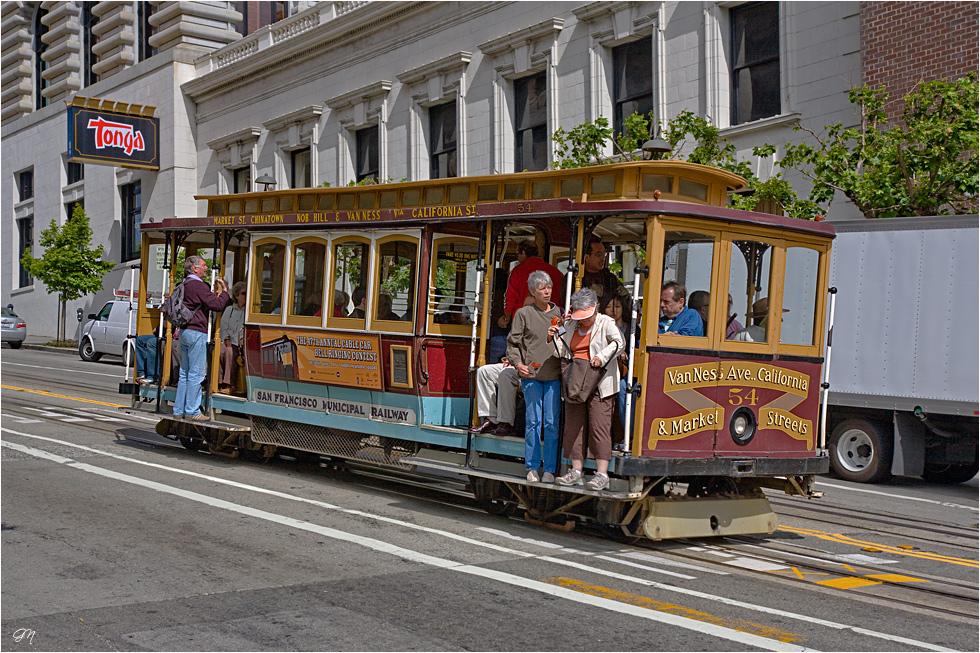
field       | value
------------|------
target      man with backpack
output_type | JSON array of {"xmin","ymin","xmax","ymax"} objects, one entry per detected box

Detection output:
[{"xmin": 171, "ymin": 255, "xmax": 230, "ymax": 421}]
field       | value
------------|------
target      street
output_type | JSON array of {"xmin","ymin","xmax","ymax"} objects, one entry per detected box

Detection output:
[{"xmin": 2, "ymin": 345, "xmax": 977, "ymax": 652}]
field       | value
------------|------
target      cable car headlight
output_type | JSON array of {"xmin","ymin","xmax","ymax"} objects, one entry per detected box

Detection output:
[{"xmin": 730, "ymin": 407, "xmax": 757, "ymax": 445}]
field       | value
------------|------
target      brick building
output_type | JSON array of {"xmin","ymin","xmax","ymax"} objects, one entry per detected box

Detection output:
[{"xmin": 861, "ymin": 1, "xmax": 978, "ymax": 121}]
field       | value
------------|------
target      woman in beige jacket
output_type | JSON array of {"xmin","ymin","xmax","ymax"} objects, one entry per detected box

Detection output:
[{"xmin": 548, "ymin": 288, "xmax": 624, "ymax": 490}]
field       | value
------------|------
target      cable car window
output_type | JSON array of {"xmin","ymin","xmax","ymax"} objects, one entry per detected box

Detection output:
[
  {"xmin": 253, "ymin": 241, "xmax": 286, "ymax": 315},
  {"xmin": 780, "ymin": 246, "xmax": 820, "ymax": 346},
  {"xmin": 331, "ymin": 240, "xmax": 369, "ymax": 320},
  {"xmin": 290, "ymin": 240, "xmax": 325, "ymax": 317},
  {"xmin": 432, "ymin": 240, "xmax": 478, "ymax": 327},
  {"xmin": 377, "ymin": 240, "xmax": 416, "ymax": 322},
  {"xmin": 661, "ymin": 231, "xmax": 713, "ymax": 337},
  {"xmin": 726, "ymin": 240, "xmax": 774, "ymax": 342}
]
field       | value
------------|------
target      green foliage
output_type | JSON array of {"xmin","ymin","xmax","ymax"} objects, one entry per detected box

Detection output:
[
  {"xmin": 613, "ymin": 112, "xmax": 653, "ymax": 160},
  {"xmin": 22, "ymin": 204, "xmax": 115, "ymax": 302},
  {"xmin": 21, "ymin": 204, "xmax": 116, "ymax": 340},
  {"xmin": 781, "ymin": 74, "xmax": 979, "ymax": 218},
  {"xmin": 553, "ymin": 117, "xmax": 613, "ymax": 169}
]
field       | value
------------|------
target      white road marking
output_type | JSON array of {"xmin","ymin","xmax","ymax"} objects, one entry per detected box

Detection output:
[
  {"xmin": 44, "ymin": 406, "xmax": 123, "ymax": 422},
  {"xmin": 618, "ymin": 551, "xmax": 730, "ymax": 575},
  {"xmin": 594, "ymin": 555, "xmax": 697, "ymax": 580},
  {"xmin": 0, "ymin": 428, "xmax": 957, "ymax": 653},
  {"xmin": 0, "ymin": 438, "xmax": 816, "ymax": 652},
  {"xmin": 2, "ymin": 361, "xmax": 121, "ymax": 378},
  {"xmin": 723, "ymin": 557, "xmax": 790, "ymax": 572},
  {"xmin": 816, "ymin": 480, "xmax": 978, "ymax": 512},
  {"xmin": 22, "ymin": 407, "xmax": 90, "ymax": 422},
  {"xmin": 0, "ymin": 413, "xmax": 42, "ymax": 424}
]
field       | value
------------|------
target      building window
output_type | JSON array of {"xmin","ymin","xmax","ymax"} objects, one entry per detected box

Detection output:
[
  {"xmin": 67, "ymin": 161, "xmax": 84, "ymax": 185},
  {"xmin": 34, "ymin": 7, "xmax": 49, "ymax": 110},
  {"xmin": 235, "ymin": 1, "xmax": 288, "ymax": 37},
  {"xmin": 18, "ymin": 217, "xmax": 33, "ymax": 287},
  {"xmin": 18, "ymin": 169, "xmax": 34, "ymax": 202},
  {"xmin": 514, "ymin": 72, "xmax": 548, "ymax": 172},
  {"xmin": 613, "ymin": 38, "xmax": 653, "ymax": 140},
  {"xmin": 121, "ymin": 181, "xmax": 141, "ymax": 262},
  {"xmin": 291, "ymin": 148, "xmax": 311, "ymax": 188},
  {"xmin": 731, "ymin": 2, "xmax": 780, "ymax": 125},
  {"xmin": 233, "ymin": 166, "xmax": 250, "ymax": 193},
  {"xmin": 429, "ymin": 101, "xmax": 457, "ymax": 179},
  {"xmin": 81, "ymin": 5, "xmax": 99, "ymax": 87},
  {"xmin": 356, "ymin": 127, "xmax": 379, "ymax": 183},
  {"xmin": 137, "ymin": 2, "xmax": 156, "ymax": 61},
  {"xmin": 65, "ymin": 199, "xmax": 84, "ymax": 222}
]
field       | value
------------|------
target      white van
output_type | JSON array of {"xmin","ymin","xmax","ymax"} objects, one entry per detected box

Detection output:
[{"xmin": 79, "ymin": 301, "xmax": 136, "ymax": 361}]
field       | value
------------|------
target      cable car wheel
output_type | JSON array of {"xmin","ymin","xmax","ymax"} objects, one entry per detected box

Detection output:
[{"xmin": 470, "ymin": 477, "xmax": 516, "ymax": 517}]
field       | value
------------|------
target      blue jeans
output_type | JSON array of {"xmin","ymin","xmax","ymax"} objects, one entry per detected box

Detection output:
[
  {"xmin": 174, "ymin": 328, "xmax": 207, "ymax": 417},
  {"xmin": 521, "ymin": 378, "xmax": 560, "ymax": 473},
  {"xmin": 135, "ymin": 334, "xmax": 159, "ymax": 380}
]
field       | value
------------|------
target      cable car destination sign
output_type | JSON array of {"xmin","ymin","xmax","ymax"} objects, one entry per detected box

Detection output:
[{"xmin": 66, "ymin": 96, "xmax": 160, "ymax": 170}]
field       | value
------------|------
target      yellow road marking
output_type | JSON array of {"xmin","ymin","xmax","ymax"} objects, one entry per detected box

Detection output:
[
  {"xmin": 780, "ymin": 525, "xmax": 978, "ymax": 568},
  {"xmin": 542, "ymin": 577, "xmax": 804, "ymax": 643},
  {"xmin": 816, "ymin": 577, "xmax": 881, "ymax": 590},
  {"xmin": 1, "ymin": 384, "xmax": 126, "ymax": 409},
  {"xmin": 866, "ymin": 573, "xmax": 927, "ymax": 583}
]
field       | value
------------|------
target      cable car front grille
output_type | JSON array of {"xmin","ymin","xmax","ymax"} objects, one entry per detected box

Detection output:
[{"xmin": 250, "ymin": 415, "xmax": 418, "ymax": 468}]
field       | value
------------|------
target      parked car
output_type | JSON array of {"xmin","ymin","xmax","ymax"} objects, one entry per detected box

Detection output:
[
  {"xmin": 79, "ymin": 301, "xmax": 136, "ymax": 362},
  {"xmin": 1, "ymin": 305, "xmax": 27, "ymax": 349}
]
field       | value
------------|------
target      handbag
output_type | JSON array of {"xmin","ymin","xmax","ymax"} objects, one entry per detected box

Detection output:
[{"xmin": 560, "ymin": 356, "xmax": 603, "ymax": 403}]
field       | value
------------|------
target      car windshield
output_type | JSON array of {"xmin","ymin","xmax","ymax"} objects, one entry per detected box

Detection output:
[{"xmin": 2, "ymin": 307, "xmax": 17, "ymax": 318}]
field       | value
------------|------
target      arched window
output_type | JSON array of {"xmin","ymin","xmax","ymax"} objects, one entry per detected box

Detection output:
[
  {"xmin": 81, "ymin": 5, "xmax": 99, "ymax": 87},
  {"xmin": 33, "ymin": 7, "xmax": 49, "ymax": 110}
]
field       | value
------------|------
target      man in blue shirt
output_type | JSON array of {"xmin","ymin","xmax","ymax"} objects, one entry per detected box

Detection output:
[{"xmin": 658, "ymin": 281, "xmax": 704, "ymax": 336}]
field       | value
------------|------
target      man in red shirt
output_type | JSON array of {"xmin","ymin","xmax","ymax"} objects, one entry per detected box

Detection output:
[{"xmin": 497, "ymin": 240, "xmax": 563, "ymax": 329}]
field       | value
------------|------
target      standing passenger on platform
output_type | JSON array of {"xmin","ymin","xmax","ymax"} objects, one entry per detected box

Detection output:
[
  {"xmin": 173, "ymin": 256, "xmax": 230, "ymax": 421},
  {"xmin": 506, "ymin": 271, "xmax": 562, "ymax": 483},
  {"xmin": 581, "ymin": 237, "xmax": 631, "ymax": 313},
  {"xmin": 551, "ymin": 288, "xmax": 624, "ymax": 491},
  {"xmin": 498, "ymin": 240, "xmax": 563, "ymax": 329}
]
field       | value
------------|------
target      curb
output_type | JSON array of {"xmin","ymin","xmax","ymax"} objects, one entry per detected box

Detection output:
[{"xmin": 20, "ymin": 343, "xmax": 79, "ymax": 356}]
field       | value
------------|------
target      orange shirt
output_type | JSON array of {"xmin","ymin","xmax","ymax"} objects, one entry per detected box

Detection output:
[{"xmin": 570, "ymin": 327, "xmax": 591, "ymax": 360}]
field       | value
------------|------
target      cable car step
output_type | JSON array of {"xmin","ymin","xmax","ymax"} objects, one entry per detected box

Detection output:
[{"xmin": 402, "ymin": 456, "xmax": 643, "ymax": 500}]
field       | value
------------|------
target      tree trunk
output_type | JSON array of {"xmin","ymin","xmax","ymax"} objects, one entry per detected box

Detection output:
[{"xmin": 58, "ymin": 298, "xmax": 66, "ymax": 343}]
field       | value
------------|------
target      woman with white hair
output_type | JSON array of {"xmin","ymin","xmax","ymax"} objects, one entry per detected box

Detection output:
[
  {"xmin": 506, "ymin": 270, "xmax": 562, "ymax": 483},
  {"xmin": 549, "ymin": 288, "xmax": 624, "ymax": 490}
]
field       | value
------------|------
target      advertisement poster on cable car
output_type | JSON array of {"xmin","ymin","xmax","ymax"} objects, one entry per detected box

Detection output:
[{"xmin": 258, "ymin": 328, "xmax": 383, "ymax": 390}]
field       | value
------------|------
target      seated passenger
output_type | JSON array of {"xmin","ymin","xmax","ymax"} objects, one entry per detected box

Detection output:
[
  {"xmin": 219, "ymin": 281, "xmax": 247, "ymax": 392},
  {"xmin": 469, "ymin": 358, "xmax": 520, "ymax": 437},
  {"xmin": 725, "ymin": 294, "xmax": 744, "ymax": 339},
  {"xmin": 332, "ymin": 290, "xmax": 349, "ymax": 317},
  {"xmin": 732, "ymin": 297, "xmax": 783, "ymax": 342},
  {"xmin": 688, "ymin": 290, "xmax": 710, "ymax": 335},
  {"xmin": 135, "ymin": 333, "xmax": 160, "ymax": 386},
  {"xmin": 349, "ymin": 286, "xmax": 367, "ymax": 319},
  {"xmin": 657, "ymin": 282, "xmax": 703, "ymax": 336},
  {"xmin": 377, "ymin": 292, "xmax": 402, "ymax": 321}
]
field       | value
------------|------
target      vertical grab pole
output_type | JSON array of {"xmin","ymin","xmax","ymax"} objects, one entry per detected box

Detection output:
[
  {"xmin": 155, "ymin": 235, "xmax": 171, "ymax": 411},
  {"xmin": 124, "ymin": 265, "xmax": 137, "ymax": 382},
  {"xmin": 819, "ymin": 287, "xmax": 838, "ymax": 451},
  {"xmin": 466, "ymin": 222, "xmax": 490, "ymax": 465},
  {"xmin": 202, "ymin": 232, "xmax": 220, "ymax": 417},
  {"xmin": 565, "ymin": 216, "xmax": 581, "ymax": 312},
  {"xmin": 620, "ymin": 262, "xmax": 647, "ymax": 452}
]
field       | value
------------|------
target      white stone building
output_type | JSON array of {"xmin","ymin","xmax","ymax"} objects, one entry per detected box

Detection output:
[{"xmin": 2, "ymin": 1, "xmax": 863, "ymax": 338}]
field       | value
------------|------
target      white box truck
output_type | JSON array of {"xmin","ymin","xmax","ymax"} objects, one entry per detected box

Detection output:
[{"xmin": 825, "ymin": 215, "xmax": 979, "ymax": 483}]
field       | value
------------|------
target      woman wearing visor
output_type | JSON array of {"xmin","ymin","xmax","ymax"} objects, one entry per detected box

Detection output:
[{"xmin": 549, "ymin": 288, "xmax": 624, "ymax": 491}]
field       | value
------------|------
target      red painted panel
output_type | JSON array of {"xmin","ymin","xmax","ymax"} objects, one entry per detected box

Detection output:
[{"xmin": 420, "ymin": 337, "xmax": 471, "ymax": 398}]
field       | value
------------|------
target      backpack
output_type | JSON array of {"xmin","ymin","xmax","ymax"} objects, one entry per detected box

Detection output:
[{"xmin": 161, "ymin": 280, "xmax": 196, "ymax": 328}]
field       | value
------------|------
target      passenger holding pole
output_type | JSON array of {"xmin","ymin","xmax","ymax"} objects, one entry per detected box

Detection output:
[
  {"xmin": 506, "ymin": 271, "xmax": 562, "ymax": 483},
  {"xmin": 173, "ymin": 255, "xmax": 229, "ymax": 421}
]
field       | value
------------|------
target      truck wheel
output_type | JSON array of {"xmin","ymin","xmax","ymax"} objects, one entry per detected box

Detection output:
[
  {"xmin": 79, "ymin": 339, "xmax": 102, "ymax": 362},
  {"xmin": 830, "ymin": 418, "xmax": 893, "ymax": 483},
  {"xmin": 921, "ymin": 463, "xmax": 979, "ymax": 484}
]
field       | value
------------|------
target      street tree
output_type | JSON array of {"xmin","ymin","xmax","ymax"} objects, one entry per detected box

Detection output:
[
  {"xmin": 553, "ymin": 110, "xmax": 821, "ymax": 220},
  {"xmin": 780, "ymin": 73, "xmax": 979, "ymax": 219},
  {"xmin": 21, "ymin": 204, "xmax": 116, "ymax": 343}
]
